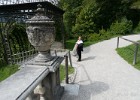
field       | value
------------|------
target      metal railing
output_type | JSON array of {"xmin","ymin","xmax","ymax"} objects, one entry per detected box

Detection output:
[
  {"xmin": 51, "ymin": 49, "xmax": 73, "ymax": 84},
  {"xmin": 11, "ymin": 49, "xmax": 38, "ymax": 64},
  {"xmin": 117, "ymin": 37, "xmax": 140, "ymax": 65},
  {"xmin": 51, "ymin": 49, "xmax": 73, "ymax": 67}
]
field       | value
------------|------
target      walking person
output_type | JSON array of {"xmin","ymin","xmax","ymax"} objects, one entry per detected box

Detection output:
[{"xmin": 76, "ymin": 36, "xmax": 83, "ymax": 61}]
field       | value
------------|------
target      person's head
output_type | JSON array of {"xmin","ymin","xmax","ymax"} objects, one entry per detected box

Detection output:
[{"xmin": 78, "ymin": 36, "xmax": 81, "ymax": 40}]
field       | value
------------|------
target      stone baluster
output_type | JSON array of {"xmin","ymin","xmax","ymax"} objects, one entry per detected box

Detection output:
[
  {"xmin": 34, "ymin": 83, "xmax": 46, "ymax": 100},
  {"xmin": 25, "ymin": 92, "xmax": 35, "ymax": 100}
]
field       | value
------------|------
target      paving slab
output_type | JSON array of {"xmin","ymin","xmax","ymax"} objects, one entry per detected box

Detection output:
[{"xmin": 62, "ymin": 84, "xmax": 80, "ymax": 96}]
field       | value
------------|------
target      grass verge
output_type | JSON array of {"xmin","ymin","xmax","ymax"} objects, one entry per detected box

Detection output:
[
  {"xmin": 65, "ymin": 39, "xmax": 97, "ymax": 50},
  {"xmin": 0, "ymin": 64, "xmax": 19, "ymax": 82},
  {"xmin": 60, "ymin": 64, "xmax": 74, "ymax": 82},
  {"xmin": 116, "ymin": 44, "xmax": 140, "ymax": 70},
  {"xmin": 0, "ymin": 64, "xmax": 74, "ymax": 82},
  {"xmin": 65, "ymin": 34, "xmax": 121, "ymax": 50}
]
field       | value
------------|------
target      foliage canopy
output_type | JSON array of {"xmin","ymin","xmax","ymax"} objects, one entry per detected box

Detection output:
[{"xmin": 59, "ymin": 0, "xmax": 139, "ymax": 40}]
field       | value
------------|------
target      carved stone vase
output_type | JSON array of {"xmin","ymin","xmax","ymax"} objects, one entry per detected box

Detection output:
[{"xmin": 26, "ymin": 4, "xmax": 55, "ymax": 63}]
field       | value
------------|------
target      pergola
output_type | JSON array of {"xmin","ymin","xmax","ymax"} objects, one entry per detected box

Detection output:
[
  {"xmin": 0, "ymin": 0, "xmax": 58, "ymax": 5},
  {"xmin": 0, "ymin": 0, "xmax": 65, "ymax": 64}
]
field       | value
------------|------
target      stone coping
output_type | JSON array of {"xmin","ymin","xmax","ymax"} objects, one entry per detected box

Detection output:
[
  {"xmin": 0, "ymin": 56, "xmax": 64, "ymax": 100},
  {"xmin": 0, "ymin": 65, "xmax": 49, "ymax": 100}
]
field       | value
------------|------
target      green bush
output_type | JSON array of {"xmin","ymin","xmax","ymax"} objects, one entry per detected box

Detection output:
[
  {"xmin": 99, "ymin": 28, "xmax": 111, "ymax": 40},
  {"xmin": 65, "ymin": 39, "xmax": 77, "ymax": 50},
  {"xmin": 109, "ymin": 17, "xmax": 133, "ymax": 35},
  {"xmin": 87, "ymin": 28, "xmax": 113, "ymax": 42},
  {"xmin": 88, "ymin": 33, "xmax": 100, "ymax": 42},
  {"xmin": 95, "ymin": 28, "xmax": 114, "ymax": 41},
  {"xmin": 134, "ymin": 21, "xmax": 140, "ymax": 32}
]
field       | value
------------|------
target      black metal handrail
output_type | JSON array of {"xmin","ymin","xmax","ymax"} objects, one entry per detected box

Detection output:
[{"xmin": 51, "ymin": 49, "xmax": 73, "ymax": 84}]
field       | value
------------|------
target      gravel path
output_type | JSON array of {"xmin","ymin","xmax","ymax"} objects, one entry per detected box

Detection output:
[{"xmin": 61, "ymin": 34, "xmax": 140, "ymax": 100}]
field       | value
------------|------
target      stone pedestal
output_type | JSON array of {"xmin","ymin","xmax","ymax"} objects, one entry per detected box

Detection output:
[
  {"xmin": 25, "ymin": 4, "xmax": 64, "ymax": 100},
  {"xmin": 42, "ymin": 57, "xmax": 64, "ymax": 100}
]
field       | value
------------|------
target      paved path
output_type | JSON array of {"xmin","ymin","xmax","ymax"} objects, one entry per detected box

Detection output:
[{"xmin": 61, "ymin": 34, "xmax": 140, "ymax": 100}]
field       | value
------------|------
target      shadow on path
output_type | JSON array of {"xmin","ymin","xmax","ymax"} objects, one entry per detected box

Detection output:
[
  {"xmin": 71, "ymin": 62, "xmax": 109, "ymax": 100},
  {"xmin": 78, "ymin": 81, "xmax": 109, "ymax": 99},
  {"xmin": 61, "ymin": 81, "xmax": 109, "ymax": 100},
  {"xmin": 82, "ymin": 56, "xmax": 96, "ymax": 61},
  {"xmin": 83, "ymin": 46, "xmax": 91, "ymax": 53}
]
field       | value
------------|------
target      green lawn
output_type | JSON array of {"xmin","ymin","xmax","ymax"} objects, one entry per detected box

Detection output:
[
  {"xmin": 0, "ymin": 64, "xmax": 19, "ymax": 82},
  {"xmin": 65, "ymin": 40, "xmax": 77, "ymax": 50},
  {"xmin": 0, "ymin": 64, "xmax": 74, "ymax": 82},
  {"xmin": 60, "ymin": 64, "xmax": 74, "ymax": 82},
  {"xmin": 116, "ymin": 43, "xmax": 140, "ymax": 70},
  {"xmin": 65, "ymin": 39, "xmax": 97, "ymax": 50}
]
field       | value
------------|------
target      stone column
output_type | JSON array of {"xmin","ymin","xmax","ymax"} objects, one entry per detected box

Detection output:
[{"xmin": 42, "ymin": 65, "xmax": 64, "ymax": 100}]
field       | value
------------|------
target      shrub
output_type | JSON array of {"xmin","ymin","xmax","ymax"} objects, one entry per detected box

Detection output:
[
  {"xmin": 109, "ymin": 17, "xmax": 133, "ymax": 35},
  {"xmin": 88, "ymin": 33, "xmax": 100, "ymax": 42},
  {"xmin": 87, "ymin": 28, "xmax": 113, "ymax": 42},
  {"xmin": 98, "ymin": 28, "xmax": 113, "ymax": 40},
  {"xmin": 134, "ymin": 21, "xmax": 140, "ymax": 32}
]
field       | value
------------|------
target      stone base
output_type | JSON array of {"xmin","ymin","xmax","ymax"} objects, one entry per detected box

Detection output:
[
  {"xmin": 53, "ymin": 86, "xmax": 64, "ymax": 100},
  {"xmin": 26, "ymin": 56, "xmax": 59, "ymax": 66},
  {"xmin": 34, "ymin": 52, "xmax": 54, "ymax": 62}
]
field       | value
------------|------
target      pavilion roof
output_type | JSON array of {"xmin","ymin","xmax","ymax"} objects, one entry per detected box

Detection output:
[{"xmin": 0, "ymin": 1, "xmax": 64, "ymax": 14}]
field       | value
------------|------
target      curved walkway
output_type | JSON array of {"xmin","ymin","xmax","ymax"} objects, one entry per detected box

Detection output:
[{"xmin": 61, "ymin": 34, "xmax": 140, "ymax": 100}]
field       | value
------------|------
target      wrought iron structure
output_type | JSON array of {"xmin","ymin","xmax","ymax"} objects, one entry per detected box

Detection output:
[
  {"xmin": 0, "ymin": 0, "xmax": 59, "ymax": 5},
  {"xmin": 0, "ymin": 1, "xmax": 64, "ymax": 65}
]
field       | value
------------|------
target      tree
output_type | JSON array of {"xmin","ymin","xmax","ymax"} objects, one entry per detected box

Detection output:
[
  {"xmin": 58, "ymin": 0, "xmax": 83, "ymax": 37},
  {"xmin": 73, "ymin": 2, "xmax": 97, "ymax": 34},
  {"xmin": 59, "ymin": 0, "xmax": 137, "ymax": 37}
]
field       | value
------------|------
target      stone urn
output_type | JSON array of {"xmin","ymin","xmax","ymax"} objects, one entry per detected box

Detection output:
[{"xmin": 26, "ymin": 4, "xmax": 55, "ymax": 63}]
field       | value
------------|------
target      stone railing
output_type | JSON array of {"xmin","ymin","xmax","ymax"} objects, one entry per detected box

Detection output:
[
  {"xmin": 0, "ymin": 4, "xmax": 65, "ymax": 100},
  {"xmin": 0, "ymin": 56, "xmax": 64, "ymax": 100},
  {"xmin": 0, "ymin": 3, "xmax": 71, "ymax": 100}
]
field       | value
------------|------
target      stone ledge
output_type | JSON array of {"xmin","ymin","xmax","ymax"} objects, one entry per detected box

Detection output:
[{"xmin": 0, "ymin": 65, "xmax": 49, "ymax": 100}]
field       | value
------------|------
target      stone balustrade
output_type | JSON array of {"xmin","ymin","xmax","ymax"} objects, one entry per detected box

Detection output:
[
  {"xmin": 0, "ymin": 56, "xmax": 64, "ymax": 100},
  {"xmin": 0, "ymin": 4, "xmax": 65, "ymax": 100}
]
